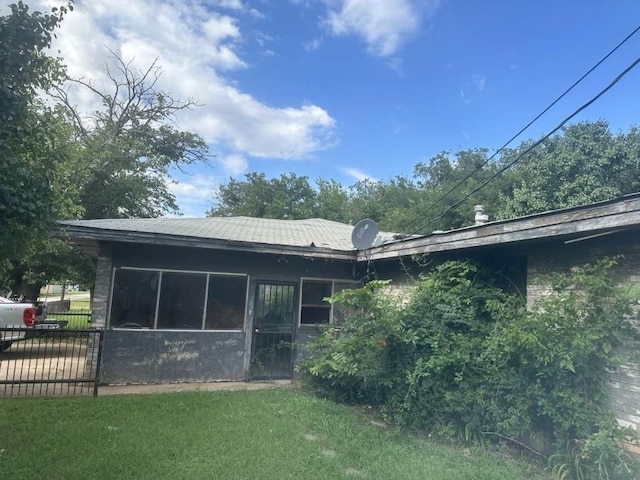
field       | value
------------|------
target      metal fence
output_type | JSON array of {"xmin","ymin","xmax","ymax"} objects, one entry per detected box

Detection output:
[
  {"xmin": 47, "ymin": 309, "xmax": 93, "ymax": 329},
  {"xmin": 0, "ymin": 328, "xmax": 104, "ymax": 397}
]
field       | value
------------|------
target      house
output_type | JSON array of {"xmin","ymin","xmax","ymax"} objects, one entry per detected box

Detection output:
[
  {"xmin": 58, "ymin": 217, "xmax": 396, "ymax": 384},
  {"xmin": 58, "ymin": 193, "xmax": 640, "ymax": 431}
]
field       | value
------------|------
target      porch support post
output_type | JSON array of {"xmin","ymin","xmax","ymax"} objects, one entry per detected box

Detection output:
[
  {"xmin": 86, "ymin": 245, "xmax": 113, "ymax": 380},
  {"xmin": 242, "ymin": 278, "xmax": 256, "ymax": 380}
]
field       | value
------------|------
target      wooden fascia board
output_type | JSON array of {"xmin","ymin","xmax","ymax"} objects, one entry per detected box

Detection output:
[
  {"xmin": 363, "ymin": 198, "xmax": 640, "ymax": 261},
  {"xmin": 55, "ymin": 226, "xmax": 357, "ymax": 261}
]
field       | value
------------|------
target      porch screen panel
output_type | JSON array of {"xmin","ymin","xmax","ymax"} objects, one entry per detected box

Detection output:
[
  {"xmin": 110, "ymin": 270, "xmax": 159, "ymax": 328},
  {"xmin": 156, "ymin": 272, "xmax": 206, "ymax": 329},
  {"xmin": 205, "ymin": 276, "xmax": 247, "ymax": 329}
]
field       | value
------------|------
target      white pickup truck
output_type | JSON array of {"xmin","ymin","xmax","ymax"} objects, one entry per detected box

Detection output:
[{"xmin": 0, "ymin": 296, "xmax": 41, "ymax": 351}]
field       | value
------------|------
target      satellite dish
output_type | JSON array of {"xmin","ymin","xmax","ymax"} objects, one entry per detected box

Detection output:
[{"xmin": 351, "ymin": 219, "xmax": 379, "ymax": 250}]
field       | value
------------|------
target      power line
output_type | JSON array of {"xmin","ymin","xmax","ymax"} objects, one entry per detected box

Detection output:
[
  {"xmin": 399, "ymin": 24, "xmax": 640, "ymax": 235},
  {"xmin": 406, "ymin": 55, "xmax": 640, "ymax": 235}
]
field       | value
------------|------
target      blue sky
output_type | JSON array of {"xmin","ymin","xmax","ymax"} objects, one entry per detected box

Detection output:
[{"xmin": 30, "ymin": 0, "xmax": 640, "ymax": 216}]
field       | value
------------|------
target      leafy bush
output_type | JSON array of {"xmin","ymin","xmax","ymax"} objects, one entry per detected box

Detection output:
[
  {"xmin": 299, "ymin": 259, "xmax": 640, "ymax": 479},
  {"xmin": 298, "ymin": 280, "xmax": 406, "ymax": 403}
]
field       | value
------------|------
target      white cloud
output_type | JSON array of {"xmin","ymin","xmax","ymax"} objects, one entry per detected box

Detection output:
[
  {"xmin": 304, "ymin": 38, "xmax": 323, "ymax": 52},
  {"xmin": 167, "ymin": 174, "xmax": 219, "ymax": 217},
  {"xmin": 323, "ymin": 0, "xmax": 439, "ymax": 57},
  {"xmin": 219, "ymin": 154, "xmax": 249, "ymax": 176},
  {"xmin": 213, "ymin": 0, "xmax": 245, "ymax": 9},
  {"xmin": 210, "ymin": 0, "xmax": 265, "ymax": 19},
  {"xmin": 472, "ymin": 73, "xmax": 486, "ymax": 92},
  {"xmin": 340, "ymin": 167, "xmax": 378, "ymax": 182},
  {"xmin": 460, "ymin": 73, "xmax": 487, "ymax": 104},
  {"xmin": 36, "ymin": 0, "xmax": 336, "ymax": 161}
]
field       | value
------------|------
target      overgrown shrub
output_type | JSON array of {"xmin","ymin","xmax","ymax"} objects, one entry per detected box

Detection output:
[
  {"xmin": 298, "ymin": 280, "xmax": 406, "ymax": 403},
  {"xmin": 298, "ymin": 258, "xmax": 640, "ymax": 479}
]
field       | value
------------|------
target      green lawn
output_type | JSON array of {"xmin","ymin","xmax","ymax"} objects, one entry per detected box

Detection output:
[
  {"xmin": 39, "ymin": 291, "xmax": 92, "ymax": 328},
  {"xmin": 0, "ymin": 388, "xmax": 550, "ymax": 480}
]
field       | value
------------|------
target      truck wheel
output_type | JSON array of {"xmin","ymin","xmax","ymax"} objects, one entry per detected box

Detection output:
[{"xmin": 0, "ymin": 341, "xmax": 12, "ymax": 352}]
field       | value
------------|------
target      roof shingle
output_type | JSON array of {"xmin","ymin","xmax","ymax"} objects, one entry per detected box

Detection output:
[{"xmin": 60, "ymin": 216, "xmax": 393, "ymax": 252}]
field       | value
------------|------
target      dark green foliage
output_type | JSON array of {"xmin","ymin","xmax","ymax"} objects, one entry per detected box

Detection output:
[
  {"xmin": 209, "ymin": 172, "xmax": 319, "ymax": 220},
  {"xmin": 1, "ymin": 11, "xmax": 210, "ymax": 292},
  {"xmin": 299, "ymin": 259, "xmax": 640, "ymax": 479},
  {"xmin": 0, "ymin": 2, "xmax": 74, "ymax": 290},
  {"xmin": 497, "ymin": 121, "xmax": 640, "ymax": 219},
  {"xmin": 298, "ymin": 280, "xmax": 403, "ymax": 403},
  {"xmin": 412, "ymin": 148, "xmax": 517, "ymax": 231}
]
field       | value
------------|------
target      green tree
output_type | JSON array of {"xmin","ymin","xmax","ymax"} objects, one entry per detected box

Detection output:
[
  {"xmin": 53, "ymin": 53, "xmax": 210, "ymax": 219},
  {"xmin": 412, "ymin": 148, "xmax": 517, "ymax": 231},
  {"xmin": 207, "ymin": 121, "xmax": 640, "ymax": 238},
  {"xmin": 497, "ymin": 121, "xmax": 640, "ymax": 218},
  {"xmin": 314, "ymin": 179, "xmax": 351, "ymax": 223},
  {"xmin": 300, "ymin": 259, "xmax": 640, "ymax": 479},
  {"xmin": 6, "ymin": 105, "xmax": 87, "ymax": 299},
  {"xmin": 208, "ymin": 172, "xmax": 317, "ymax": 219},
  {"xmin": 0, "ymin": 2, "xmax": 73, "ymax": 291},
  {"xmin": 347, "ymin": 176, "xmax": 422, "ymax": 232}
]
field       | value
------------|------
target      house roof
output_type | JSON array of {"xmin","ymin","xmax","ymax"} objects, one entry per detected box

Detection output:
[
  {"xmin": 363, "ymin": 192, "xmax": 640, "ymax": 261},
  {"xmin": 58, "ymin": 216, "xmax": 397, "ymax": 260},
  {"xmin": 57, "ymin": 193, "xmax": 640, "ymax": 262}
]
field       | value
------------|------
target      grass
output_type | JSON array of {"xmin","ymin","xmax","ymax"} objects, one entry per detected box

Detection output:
[
  {"xmin": 0, "ymin": 388, "xmax": 550, "ymax": 480},
  {"xmin": 46, "ymin": 308, "xmax": 91, "ymax": 329},
  {"xmin": 38, "ymin": 290, "xmax": 91, "ymax": 301},
  {"xmin": 39, "ymin": 291, "xmax": 92, "ymax": 328}
]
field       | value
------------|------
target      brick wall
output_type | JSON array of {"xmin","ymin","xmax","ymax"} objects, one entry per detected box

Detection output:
[
  {"xmin": 86, "ymin": 249, "xmax": 113, "ymax": 376},
  {"xmin": 381, "ymin": 280, "xmax": 416, "ymax": 307},
  {"xmin": 527, "ymin": 240, "xmax": 640, "ymax": 432},
  {"xmin": 91, "ymin": 250, "xmax": 113, "ymax": 329}
]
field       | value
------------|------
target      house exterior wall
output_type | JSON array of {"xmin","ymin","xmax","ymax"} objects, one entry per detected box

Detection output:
[
  {"xmin": 96, "ymin": 242, "xmax": 355, "ymax": 384},
  {"xmin": 376, "ymin": 241, "xmax": 639, "ymax": 433},
  {"xmin": 100, "ymin": 331, "xmax": 246, "ymax": 384},
  {"xmin": 375, "ymin": 250, "xmax": 527, "ymax": 305},
  {"xmin": 526, "ymin": 234, "xmax": 640, "ymax": 431}
]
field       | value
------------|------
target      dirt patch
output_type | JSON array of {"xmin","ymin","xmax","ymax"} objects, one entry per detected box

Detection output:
[{"xmin": 98, "ymin": 379, "xmax": 292, "ymax": 396}]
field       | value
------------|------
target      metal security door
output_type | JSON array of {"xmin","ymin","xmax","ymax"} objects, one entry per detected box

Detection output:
[{"xmin": 250, "ymin": 282, "xmax": 296, "ymax": 379}]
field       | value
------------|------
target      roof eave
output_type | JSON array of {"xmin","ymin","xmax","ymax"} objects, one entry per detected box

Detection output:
[
  {"xmin": 362, "ymin": 194, "xmax": 640, "ymax": 261},
  {"xmin": 54, "ymin": 225, "xmax": 357, "ymax": 261}
]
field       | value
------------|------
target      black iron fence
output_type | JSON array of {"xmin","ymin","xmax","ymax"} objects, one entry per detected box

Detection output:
[
  {"xmin": 0, "ymin": 327, "xmax": 104, "ymax": 397},
  {"xmin": 47, "ymin": 309, "xmax": 93, "ymax": 329}
]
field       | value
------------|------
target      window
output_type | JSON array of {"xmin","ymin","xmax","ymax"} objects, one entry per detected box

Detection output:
[
  {"xmin": 110, "ymin": 270, "xmax": 159, "ymax": 328},
  {"xmin": 299, "ymin": 279, "xmax": 355, "ymax": 326},
  {"xmin": 109, "ymin": 268, "xmax": 247, "ymax": 330},
  {"xmin": 157, "ymin": 273, "xmax": 206, "ymax": 330},
  {"xmin": 206, "ymin": 276, "xmax": 247, "ymax": 330}
]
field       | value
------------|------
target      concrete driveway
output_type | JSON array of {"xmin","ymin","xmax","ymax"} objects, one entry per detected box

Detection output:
[{"xmin": 0, "ymin": 341, "xmax": 91, "ymax": 396}]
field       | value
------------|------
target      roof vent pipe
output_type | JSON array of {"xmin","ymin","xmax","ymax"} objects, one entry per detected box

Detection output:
[{"xmin": 474, "ymin": 205, "xmax": 489, "ymax": 225}]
